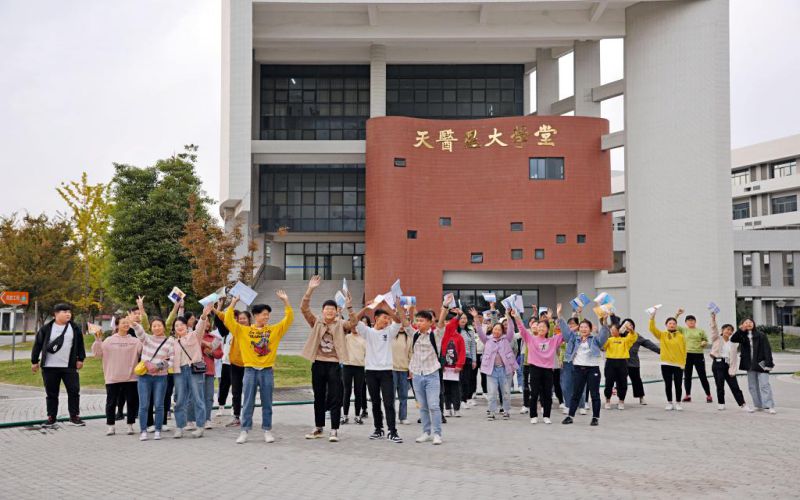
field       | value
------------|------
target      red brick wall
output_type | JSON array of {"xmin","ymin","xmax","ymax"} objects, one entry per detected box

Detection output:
[{"xmin": 365, "ymin": 115, "xmax": 611, "ymax": 310}]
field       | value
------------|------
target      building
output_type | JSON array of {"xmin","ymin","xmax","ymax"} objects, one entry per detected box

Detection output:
[
  {"xmin": 220, "ymin": 0, "xmax": 733, "ymax": 350},
  {"xmin": 730, "ymin": 134, "xmax": 800, "ymax": 327}
]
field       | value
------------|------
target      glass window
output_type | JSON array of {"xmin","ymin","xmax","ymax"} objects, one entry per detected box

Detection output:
[
  {"xmin": 762, "ymin": 254, "xmax": 771, "ymax": 287},
  {"xmin": 732, "ymin": 201, "xmax": 750, "ymax": 220},
  {"xmin": 510, "ymin": 222, "xmax": 523, "ymax": 232},
  {"xmin": 529, "ymin": 158, "xmax": 565, "ymax": 180},
  {"xmin": 258, "ymin": 164, "xmax": 365, "ymax": 233},
  {"xmin": 731, "ymin": 169, "xmax": 750, "ymax": 186},
  {"xmin": 407, "ymin": 230, "xmax": 417, "ymax": 239},
  {"xmin": 511, "ymin": 249, "xmax": 523, "ymax": 260},
  {"xmin": 556, "ymin": 234, "xmax": 566, "ymax": 244},
  {"xmin": 770, "ymin": 160, "xmax": 796, "ymax": 179},
  {"xmin": 394, "ymin": 158, "xmax": 406, "ymax": 168},
  {"xmin": 471, "ymin": 253, "xmax": 483, "ymax": 264},
  {"xmin": 771, "ymin": 195, "xmax": 797, "ymax": 215},
  {"xmin": 439, "ymin": 217, "xmax": 452, "ymax": 227},
  {"xmin": 784, "ymin": 252, "xmax": 795, "ymax": 287},
  {"xmin": 261, "ymin": 65, "xmax": 369, "ymax": 140},
  {"xmin": 577, "ymin": 234, "xmax": 587, "ymax": 244},
  {"xmin": 386, "ymin": 64, "xmax": 523, "ymax": 119},
  {"xmin": 534, "ymin": 249, "xmax": 545, "ymax": 260}
]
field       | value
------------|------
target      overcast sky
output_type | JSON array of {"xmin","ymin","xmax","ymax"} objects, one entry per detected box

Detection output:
[{"xmin": 0, "ymin": 0, "xmax": 798, "ymax": 218}]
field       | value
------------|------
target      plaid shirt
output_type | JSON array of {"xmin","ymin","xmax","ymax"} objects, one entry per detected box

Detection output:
[{"xmin": 409, "ymin": 329, "xmax": 441, "ymax": 376}]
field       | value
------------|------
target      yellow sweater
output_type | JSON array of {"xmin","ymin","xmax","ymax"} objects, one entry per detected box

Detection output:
[
  {"xmin": 603, "ymin": 331, "xmax": 638, "ymax": 359},
  {"xmin": 648, "ymin": 319, "xmax": 687, "ymax": 368},
  {"xmin": 224, "ymin": 306, "xmax": 294, "ymax": 369}
]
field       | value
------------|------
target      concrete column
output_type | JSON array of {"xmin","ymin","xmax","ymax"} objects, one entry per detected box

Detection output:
[
  {"xmin": 770, "ymin": 252, "xmax": 782, "ymax": 289},
  {"xmin": 752, "ymin": 299, "xmax": 764, "ymax": 325},
  {"xmin": 523, "ymin": 62, "xmax": 535, "ymax": 115},
  {"xmin": 750, "ymin": 252, "xmax": 761, "ymax": 287},
  {"xmin": 573, "ymin": 41, "xmax": 601, "ymax": 117},
  {"xmin": 370, "ymin": 45, "xmax": 387, "ymax": 117},
  {"xmin": 535, "ymin": 48, "xmax": 558, "ymax": 115},
  {"xmin": 624, "ymin": 0, "xmax": 734, "ymax": 321},
  {"xmin": 220, "ymin": 0, "xmax": 253, "ymax": 208}
]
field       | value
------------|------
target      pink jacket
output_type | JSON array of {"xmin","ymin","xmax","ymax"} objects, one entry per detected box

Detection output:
[
  {"xmin": 516, "ymin": 319, "xmax": 563, "ymax": 369},
  {"xmin": 476, "ymin": 320, "xmax": 519, "ymax": 376},
  {"xmin": 91, "ymin": 334, "xmax": 143, "ymax": 384},
  {"xmin": 172, "ymin": 319, "xmax": 207, "ymax": 372}
]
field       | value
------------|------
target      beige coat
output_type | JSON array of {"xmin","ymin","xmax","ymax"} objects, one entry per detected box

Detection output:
[{"xmin": 709, "ymin": 321, "xmax": 739, "ymax": 376}]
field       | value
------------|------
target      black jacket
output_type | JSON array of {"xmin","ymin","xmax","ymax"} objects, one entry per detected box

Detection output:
[
  {"xmin": 730, "ymin": 328, "xmax": 774, "ymax": 372},
  {"xmin": 31, "ymin": 320, "xmax": 86, "ymax": 369}
]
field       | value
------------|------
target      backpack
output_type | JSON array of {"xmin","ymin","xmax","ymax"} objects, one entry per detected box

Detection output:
[{"xmin": 412, "ymin": 331, "xmax": 441, "ymax": 364}]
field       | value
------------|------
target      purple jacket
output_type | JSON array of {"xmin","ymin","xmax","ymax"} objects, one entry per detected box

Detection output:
[{"xmin": 476, "ymin": 320, "xmax": 519, "ymax": 376}]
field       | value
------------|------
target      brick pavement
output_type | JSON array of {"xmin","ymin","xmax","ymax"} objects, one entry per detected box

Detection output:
[{"xmin": 1, "ymin": 354, "xmax": 799, "ymax": 499}]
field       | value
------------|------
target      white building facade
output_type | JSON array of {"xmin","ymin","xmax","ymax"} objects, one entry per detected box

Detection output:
[{"xmin": 220, "ymin": 0, "xmax": 734, "ymax": 348}]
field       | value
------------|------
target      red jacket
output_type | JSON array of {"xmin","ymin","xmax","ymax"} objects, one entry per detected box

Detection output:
[
  {"xmin": 202, "ymin": 332, "xmax": 224, "ymax": 376},
  {"xmin": 440, "ymin": 317, "xmax": 466, "ymax": 370}
]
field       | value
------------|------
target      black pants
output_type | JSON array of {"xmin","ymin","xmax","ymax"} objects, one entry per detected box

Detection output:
[
  {"xmin": 661, "ymin": 365, "xmax": 683, "ymax": 402},
  {"xmin": 522, "ymin": 364, "xmax": 532, "ymax": 407},
  {"xmin": 568, "ymin": 365, "xmax": 601, "ymax": 418},
  {"xmin": 229, "ymin": 364, "xmax": 244, "ymax": 418},
  {"xmin": 116, "ymin": 390, "xmax": 126, "ymax": 415},
  {"xmin": 628, "ymin": 366, "xmax": 646, "ymax": 398},
  {"xmin": 552, "ymin": 368, "xmax": 563, "ymax": 404},
  {"xmin": 42, "ymin": 367, "xmax": 80, "ymax": 418},
  {"xmin": 460, "ymin": 360, "xmax": 474, "ymax": 402},
  {"xmin": 311, "ymin": 361, "xmax": 342, "ymax": 430},
  {"xmin": 217, "ymin": 363, "xmax": 231, "ymax": 407},
  {"xmin": 148, "ymin": 374, "xmax": 174, "ymax": 426},
  {"xmin": 477, "ymin": 354, "xmax": 487, "ymax": 393},
  {"xmin": 684, "ymin": 353, "xmax": 711, "ymax": 397},
  {"xmin": 106, "ymin": 382, "xmax": 137, "ymax": 425},
  {"xmin": 530, "ymin": 365, "xmax": 554, "ymax": 418},
  {"xmin": 604, "ymin": 359, "xmax": 629, "ymax": 401},
  {"xmin": 712, "ymin": 358, "xmax": 745, "ymax": 406},
  {"xmin": 443, "ymin": 379, "xmax": 461, "ymax": 410},
  {"xmin": 342, "ymin": 364, "xmax": 366, "ymax": 416},
  {"xmin": 366, "ymin": 370, "xmax": 396, "ymax": 433}
]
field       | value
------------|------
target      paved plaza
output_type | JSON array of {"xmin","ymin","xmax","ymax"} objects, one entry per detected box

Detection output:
[{"xmin": 1, "ymin": 353, "xmax": 799, "ymax": 499}]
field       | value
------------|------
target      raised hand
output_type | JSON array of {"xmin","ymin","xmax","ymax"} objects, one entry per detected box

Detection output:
[
  {"xmin": 230, "ymin": 296, "xmax": 240, "ymax": 308},
  {"xmin": 556, "ymin": 303, "xmax": 562, "ymax": 318},
  {"xmin": 136, "ymin": 295, "xmax": 145, "ymax": 309},
  {"xmin": 276, "ymin": 289, "xmax": 289, "ymax": 304},
  {"xmin": 307, "ymin": 275, "xmax": 322, "ymax": 291},
  {"xmin": 345, "ymin": 290, "xmax": 353, "ymax": 309},
  {"xmin": 467, "ymin": 307, "xmax": 479, "ymax": 318},
  {"xmin": 202, "ymin": 303, "xmax": 214, "ymax": 317}
]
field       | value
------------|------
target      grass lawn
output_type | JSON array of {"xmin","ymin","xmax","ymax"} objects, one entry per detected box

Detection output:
[
  {"xmin": 0, "ymin": 341, "xmax": 33, "ymax": 351},
  {"xmin": 767, "ymin": 333, "xmax": 800, "ymax": 352},
  {"xmin": 0, "ymin": 350, "xmax": 312, "ymax": 389}
]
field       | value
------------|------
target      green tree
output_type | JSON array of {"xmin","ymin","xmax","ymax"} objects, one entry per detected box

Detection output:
[
  {"xmin": 56, "ymin": 172, "xmax": 113, "ymax": 319},
  {"xmin": 0, "ymin": 214, "xmax": 81, "ymax": 339},
  {"xmin": 106, "ymin": 145, "xmax": 211, "ymax": 317}
]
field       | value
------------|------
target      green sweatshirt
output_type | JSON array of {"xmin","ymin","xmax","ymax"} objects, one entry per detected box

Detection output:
[{"xmin": 678, "ymin": 326, "xmax": 708, "ymax": 354}]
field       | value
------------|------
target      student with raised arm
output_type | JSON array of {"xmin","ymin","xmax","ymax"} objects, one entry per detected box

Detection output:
[
  {"xmin": 213, "ymin": 303, "xmax": 250, "ymax": 427},
  {"xmin": 224, "ymin": 291, "xmax": 294, "ymax": 444},
  {"xmin": 409, "ymin": 308, "xmax": 443, "ymax": 445},
  {"xmin": 171, "ymin": 304, "xmax": 213, "ymax": 439},
  {"xmin": 649, "ymin": 310, "xmax": 688, "ymax": 411},
  {"xmin": 559, "ymin": 311, "xmax": 587, "ymax": 416},
  {"xmin": 730, "ymin": 318, "xmax": 776, "ymax": 413},
  {"xmin": 392, "ymin": 307, "xmax": 415, "ymax": 425},
  {"xmin": 619, "ymin": 319, "xmax": 660, "ymax": 405},
  {"xmin": 559, "ymin": 309, "xmax": 610, "ymax": 426},
  {"xmin": 674, "ymin": 308, "xmax": 713, "ymax": 403},
  {"xmin": 709, "ymin": 312, "xmax": 750, "ymax": 411},
  {"xmin": 353, "ymin": 296, "xmax": 408, "ymax": 443},
  {"xmin": 300, "ymin": 275, "xmax": 357, "ymax": 442},
  {"xmin": 470, "ymin": 306, "xmax": 518, "ymax": 420},
  {"xmin": 514, "ymin": 306, "xmax": 563, "ymax": 424},
  {"xmin": 91, "ymin": 315, "xmax": 142, "ymax": 436},
  {"xmin": 602, "ymin": 319, "xmax": 638, "ymax": 410},
  {"xmin": 457, "ymin": 312, "xmax": 478, "ymax": 409}
]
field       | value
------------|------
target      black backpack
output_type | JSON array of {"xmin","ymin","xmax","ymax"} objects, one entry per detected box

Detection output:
[{"xmin": 412, "ymin": 331, "xmax": 440, "ymax": 361}]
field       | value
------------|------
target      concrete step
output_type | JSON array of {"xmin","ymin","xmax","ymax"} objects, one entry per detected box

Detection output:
[{"xmin": 252, "ymin": 279, "xmax": 365, "ymax": 354}]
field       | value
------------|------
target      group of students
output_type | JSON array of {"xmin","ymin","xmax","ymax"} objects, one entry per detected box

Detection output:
[{"xmin": 31, "ymin": 280, "xmax": 778, "ymax": 445}]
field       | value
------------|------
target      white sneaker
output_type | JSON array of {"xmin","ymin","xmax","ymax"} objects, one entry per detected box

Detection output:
[
  {"xmin": 447, "ymin": 409, "xmax": 453, "ymax": 417},
  {"xmin": 215, "ymin": 409, "xmax": 227, "ymax": 418},
  {"xmin": 453, "ymin": 411, "xmax": 461, "ymax": 418},
  {"xmin": 519, "ymin": 406, "xmax": 529, "ymax": 414},
  {"xmin": 185, "ymin": 422, "xmax": 197, "ymax": 431},
  {"xmin": 530, "ymin": 417, "xmax": 538, "ymax": 424},
  {"xmin": 154, "ymin": 431, "xmax": 161, "ymax": 440},
  {"xmin": 604, "ymin": 402, "xmax": 611, "ymax": 410},
  {"xmin": 264, "ymin": 431, "xmax": 275, "ymax": 443},
  {"xmin": 106, "ymin": 426, "xmax": 115, "ymax": 436},
  {"xmin": 675, "ymin": 404, "xmax": 683, "ymax": 411},
  {"xmin": 665, "ymin": 403, "xmax": 674, "ymax": 411},
  {"xmin": 767, "ymin": 408, "xmax": 777, "ymax": 414},
  {"xmin": 146, "ymin": 426, "xmax": 156, "ymax": 433},
  {"xmin": 717, "ymin": 404, "xmax": 725, "ymax": 411},
  {"xmin": 617, "ymin": 403, "xmax": 625, "ymax": 411},
  {"xmin": 558, "ymin": 403, "xmax": 566, "ymax": 409},
  {"xmin": 543, "ymin": 417, "xmax": 552, "ymax": 424},
  {"xmin": 204, "ymin": 422, "xmax": 214, "ymax": 430},
  {"xmin": 192, "ymin": 428, "xmax": 204, "ymax": 438},
  {"xmin": 329, "ymin": 430, "xmax": 339, "ymax": 442},
  {"xmin": 236, "ymin": 431, "xmax": 248, "ymax": 444},
  {"xmin": 139, "ymin": 431, "xmax": 148, "ymax": 441},
  {"xmin": 579, "ymin": 408, "xmax": 587, "ymax": 415},
  {"xmin": 584, "ymin": 402, "xmax": 590, "ymax": 410},
  {"xmin": 173, "ymin": 429, "xmax": 183, "ymax": 439},
  {"xmin": 415, "ymin": 433, "xmax": 432, "ymax": 443},
  {"xmin": 400, "ymin": 419, "xmax": 411, "ymax": 425},
  {"xmin": 742, "ymin": 405, "xmax": 754, "ymax": 413},
  {"xmin": 640, "ymin": 397, "xmax": 648, "ymax": 405},
  {"xmin": 161, "ymin": 424, "xmax": 171, "ymax": 432},
  {"xmin": 561, "ymin": 407, "xmax": 569, "ymax": 415},
  {"xmin": 432, "ymin": 434, "xmax": 442, "ymax": 445},
  {"xmin": 126, "ymin": 424, "xmax": 135, "ymax": 435}
]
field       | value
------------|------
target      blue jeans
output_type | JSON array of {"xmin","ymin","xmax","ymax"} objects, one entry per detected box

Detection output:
[
  {"xmin": 487, "ymin": 365, "xmax": 511, "ymax": 413},
  {"xmin": 204, "ymin": 375, "xmax": 215, "ymax": 422},
  {"xmin": 137, "ymin": 374, "xmax": 167, "ymax": 432},
  {"xmin": 242, "ymin": 367, "xmax": 274, "ymax": 431},
  {"xmin": 561, "ymin": 362, "xmax": 586, "ymax": 411},
  {"xmin": 393, "ymin": 370, "xmax": 410, "ymax": 421},
  {"xmin": 174, "ymin": 365, "xmax": 206, "ymax": 429},
  {"xmin": 516, "ymin": 354, "xmax": 524, "ymax": 389},
  {"xmin": 412, "ymin": 372, "xmax": 441, "ymax": 437}
]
